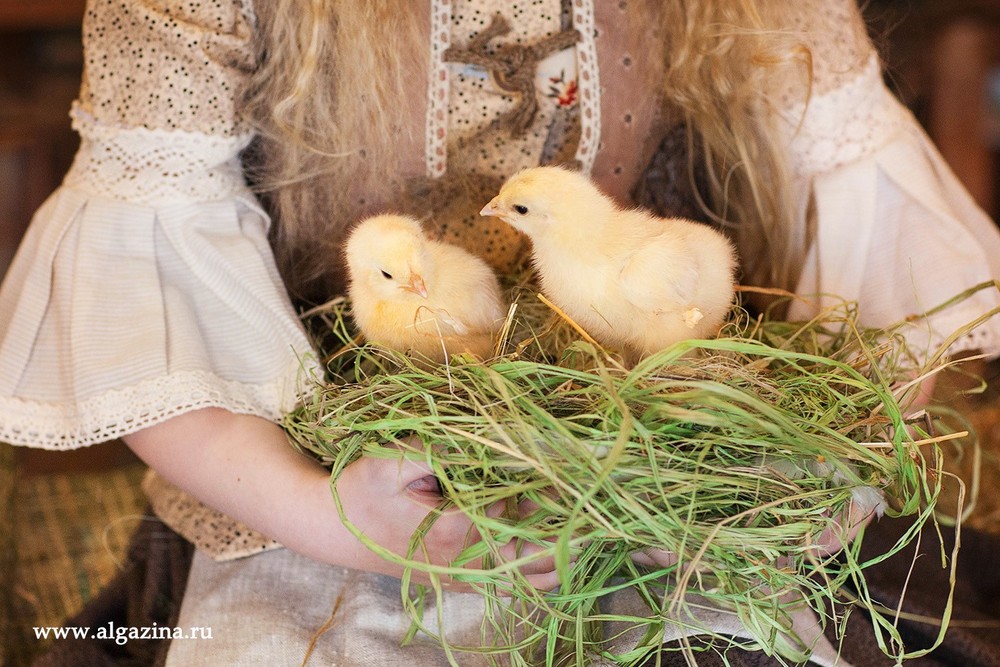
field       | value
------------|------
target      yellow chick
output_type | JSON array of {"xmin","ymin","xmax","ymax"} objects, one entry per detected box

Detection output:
[
  {"xmin": 480, "ymin": 166, "xmax": 736, "ymax": 359},
  {"xmin": 344, "ymin": 214, "xmax": 505, "ymax": 361}
]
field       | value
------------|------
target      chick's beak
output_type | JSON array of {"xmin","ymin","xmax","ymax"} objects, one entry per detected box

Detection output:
[
  {"xmin": 405, "ymin": 273, "xmax": 428, "ymax": 298},
  {"xmin": 480, "ymin": 197, "xmax": 502, "ymax": 218}
]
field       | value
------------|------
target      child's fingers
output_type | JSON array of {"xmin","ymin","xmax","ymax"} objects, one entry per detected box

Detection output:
[
  {"xmin": 813, "ymin": 490, "xmax": 882, "ymax": 556},
  {"xmin": 630, "ymin": 548, "xmax": 678, "ymax": 569},
  {"xmin": 522, "ymin": 569, "xmax": 563, "ymax": 592},
  {"xmin": 353, "ymin": 440, "xmax": 570, "ymax": 589}
]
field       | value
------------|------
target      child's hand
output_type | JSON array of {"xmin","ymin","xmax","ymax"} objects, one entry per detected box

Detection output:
[
  {"xmin": 332, "ymin": 450, "xmax": 563, "ymax": 592},
  {"xmin": 125, "ymin": 409, "xmax": 561, "ymax": 591},
  {"xmin": 628, "ymin": 491, "xmax": 880, "ymax": 572}
]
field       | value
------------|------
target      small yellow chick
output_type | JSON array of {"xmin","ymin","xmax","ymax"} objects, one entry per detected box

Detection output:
[
  {"xmin": 481, "ymin": 166, "xmax": 736, "ymax": 359},
  {"xmin": 344, "ymin": 214, "xmax": 505, "ymax": 361}
]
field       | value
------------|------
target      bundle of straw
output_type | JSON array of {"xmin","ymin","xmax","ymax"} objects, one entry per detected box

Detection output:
[{"xmin": 286, "ymin": 287, "xmax": 980, "ymax": 666}]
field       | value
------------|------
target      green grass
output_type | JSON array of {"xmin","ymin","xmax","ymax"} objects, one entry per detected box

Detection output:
[{"xmin": 286, "ymin": 284, "xmax": 996, "ymax": 666}]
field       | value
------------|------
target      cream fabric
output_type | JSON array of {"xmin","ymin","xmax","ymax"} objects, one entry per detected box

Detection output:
[
  {"xmin": 167, "ymin": 549, "xmax": 853, "ymax": 666},
  {"xmin": 77, "ymin": 0, "xmax": 256, "ymax": 136},
  {"xmin": 433, "ymin": 0, "xmax": 588, "ymax": 178},
  {"xmin": 167, "ymin": 550, "xmax": 495, "ymax": 667},
  {"xmin": 0, "ymin": 171, "xmax": 314, "ymax": 448},
  {"xmin": 0, "ymin": 0, "xmax": 316, "ymax": 449},
  {"xmin": 773, "ymin": 0, "xmax": 1000, "ymax": 357}
]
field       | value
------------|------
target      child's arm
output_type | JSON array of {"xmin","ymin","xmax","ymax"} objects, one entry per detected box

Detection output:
[{"xmin": 123, "ymin": 408, "xmax": 562, "ymax": 590}]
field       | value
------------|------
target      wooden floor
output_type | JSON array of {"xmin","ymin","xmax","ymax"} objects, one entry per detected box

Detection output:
[{"xmin": 17, "ymin": 439, "xmax": 141, "ymax": 476}]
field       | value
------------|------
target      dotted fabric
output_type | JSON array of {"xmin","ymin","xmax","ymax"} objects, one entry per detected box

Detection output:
[
  {"xmin": 418, "ymin": 0, "xmax": 589, "ymax": 273},
  {"xmin": 78, "ymin": 0, "xmax": 256, "ymax": 136}
]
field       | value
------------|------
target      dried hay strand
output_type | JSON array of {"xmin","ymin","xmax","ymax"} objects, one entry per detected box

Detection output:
[{"xmin": 286, "ymin": 281, "xmax": 999, "ymax": 666}]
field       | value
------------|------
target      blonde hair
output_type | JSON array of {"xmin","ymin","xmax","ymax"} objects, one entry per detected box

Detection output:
[
  {"xmin": 244, "ymin": 2, "xmax": 812, "ymax": 304},
  {"xmin": 242, "ymin": 1, "xmax": 425, "ymax": 301},
  {"xmin": 659, "ymin": 1, "xmax": 812, "ymax": 297}
]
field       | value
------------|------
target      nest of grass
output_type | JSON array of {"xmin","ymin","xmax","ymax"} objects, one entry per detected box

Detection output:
[{"xmin": 286, "ymin": 281, "xmax": 995, "ymax": 666}]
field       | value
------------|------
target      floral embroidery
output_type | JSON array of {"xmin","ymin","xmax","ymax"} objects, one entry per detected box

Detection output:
[{"xmin": 547, "ymin": 70, "xmax": 579, "ymax": 107}]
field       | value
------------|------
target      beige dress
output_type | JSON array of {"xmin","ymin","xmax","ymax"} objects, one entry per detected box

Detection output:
[{"xmin": 1, "ymin": 0, "xmax": 999, "ymax": 663}]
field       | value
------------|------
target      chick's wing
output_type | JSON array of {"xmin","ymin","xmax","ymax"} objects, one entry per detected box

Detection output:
[
  {"xmin": 616, "ymin": 230, "xmax": 701, "ymax": 315},
  {"xmin": 426, "ymin": 241, "xmax": 505, "ymax": 333}
]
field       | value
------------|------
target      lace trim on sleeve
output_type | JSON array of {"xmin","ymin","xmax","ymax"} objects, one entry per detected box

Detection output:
[
  {"xmin": 64, "ymin": 103, "xmax": 255, "ymax": 206},
  {"xmin": 0, "ymin": 369, "xmax": 299, "ymax": 450},
  {"xmin": 777, "ymin": 54, "xmax": 910, "ymax": 177}
]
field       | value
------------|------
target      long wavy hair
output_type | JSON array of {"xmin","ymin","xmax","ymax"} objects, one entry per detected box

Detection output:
[
  {"xmin": 659, "ymin": 1, "xmax": 815, "ymax": 302},
  {"xmin": 242, "ymin": 1, "xmax": 816, "ymax": 305}
]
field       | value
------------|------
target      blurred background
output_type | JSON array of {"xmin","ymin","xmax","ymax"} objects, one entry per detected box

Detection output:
[{"xmin": 0, "ymin": 0, "xmax": 998, "ymax": 664}]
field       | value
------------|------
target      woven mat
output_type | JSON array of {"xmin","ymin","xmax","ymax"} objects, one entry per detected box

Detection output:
[
  {"xmin": 1, "ymin": 450, "xmax": 148, "ymax": 666},
  {"xmin": 0, "ymin": 445, "xmax": 16, "ymax": 667}
]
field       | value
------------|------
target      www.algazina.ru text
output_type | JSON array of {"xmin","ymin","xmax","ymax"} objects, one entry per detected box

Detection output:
[{"xmin": 33, "ymin": 622, "xmax": 213, "ymax": 646}]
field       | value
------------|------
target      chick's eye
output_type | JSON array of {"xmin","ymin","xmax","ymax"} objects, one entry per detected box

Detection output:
[
  {"xmin": 513, "ymin": 204, "xmax": 529, "ymax": 215},
  {"xmin": 380, "ymin": 270, "xmax": 393, "ymax": 280}
]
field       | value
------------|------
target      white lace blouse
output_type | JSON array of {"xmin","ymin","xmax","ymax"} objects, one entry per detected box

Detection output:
[
  {"xmin": 0, "ymin": 0, "xmax": 318, "ymax": 450},
  {"xmin": 1, "ymin": 0, "xmax": 999, "ymax": 461}
]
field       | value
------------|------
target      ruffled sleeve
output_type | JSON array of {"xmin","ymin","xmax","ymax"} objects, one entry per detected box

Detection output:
[
  {"xmin": 0, "ymin": 0, "xmax": 318, "ymax": 450},
  {"xmin": 773, "ymin": 0, "xmax": 1000, "ymax": 360}
]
